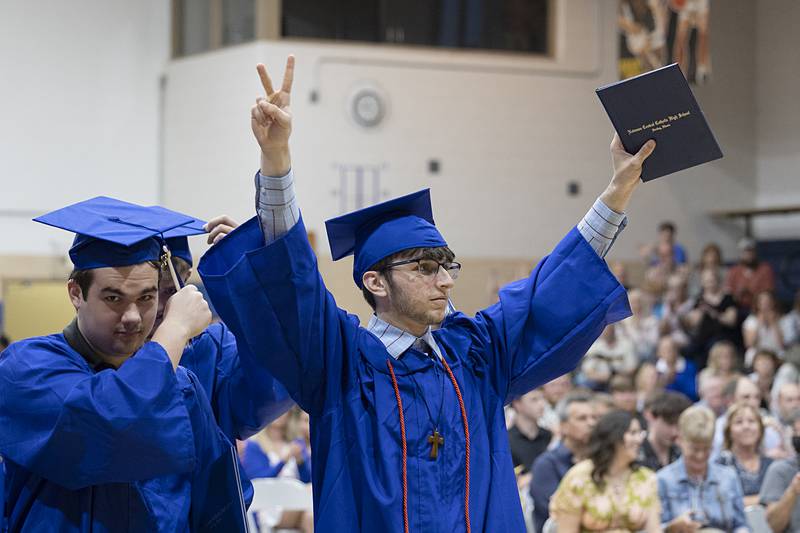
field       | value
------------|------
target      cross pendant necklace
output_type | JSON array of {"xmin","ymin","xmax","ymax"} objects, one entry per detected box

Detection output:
[
  {"xmin": 428, "ymin": 429, "xmax": 444, "ymax": 459},
  {"xmin": 399, "ymin": 342, "xmax": 447, "ymax": 461}
]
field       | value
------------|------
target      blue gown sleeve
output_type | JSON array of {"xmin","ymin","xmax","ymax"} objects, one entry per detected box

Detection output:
[
  {"xmin": 0, "ymin": 338, "xmax": 196, "ymax": 490},
  {"xmin": 443, "ymin": 227, "xmax": 631, "ymax": 403},
  {"xmin": 189, "ymin": 323, "xmax": 295, "ymax": 441},
  {"xmin": 199, "ymin": 216, "xmax": 356, "ymax": 416}
]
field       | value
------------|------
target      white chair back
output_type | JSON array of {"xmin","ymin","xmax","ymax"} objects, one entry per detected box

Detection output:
[{"xmin": 248, "ymin": 478, "xmax": 313, "ymax": 532}]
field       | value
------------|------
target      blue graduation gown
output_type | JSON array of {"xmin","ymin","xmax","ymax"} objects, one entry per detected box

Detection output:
[
  {"xmin": 178, "ymin": 322, "xmax": 295, "ymax": 442},
  {"xmin": 198, "ymin": 216, "xmax": 631, "ymax": 532},
  {"xmin": 0, "ymin": 335, "xmax": 243, "ymax": 532}
]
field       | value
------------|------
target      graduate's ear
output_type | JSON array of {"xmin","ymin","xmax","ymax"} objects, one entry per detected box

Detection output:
[
  {"xmin": 362, "ymin": 271, "xmax": 388, "ymax": 299},
  {"xmin": 67, "ymin": 279, "xmax": 85, "ymax": 310}
]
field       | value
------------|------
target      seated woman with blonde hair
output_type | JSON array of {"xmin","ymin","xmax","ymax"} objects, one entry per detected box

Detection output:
[
  {"xmin": 549, "ymin": 410, "xmax": 661, "ymax": 532},
  {"xmin": 716, "ymin": 402, "xmax": 773, "ymax": 507}
]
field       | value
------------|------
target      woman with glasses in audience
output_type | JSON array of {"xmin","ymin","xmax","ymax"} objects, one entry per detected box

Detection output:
[
  {"xmin": 717, "ymin": 403, "xmax": 773, "ymax": 507},
  {"xmin": 549, "ymin": 410, "xmax": 661, "ymax": 532},
  {"xmin": 657, "ymin": 405, "xmax": 749, "ymax": 533}
]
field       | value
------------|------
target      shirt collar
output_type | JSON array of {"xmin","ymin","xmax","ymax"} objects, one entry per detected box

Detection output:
[
  {"xmin": 674, "ymin": 456, "xmax": 720, "ymax": 486},
  {"xmin": 367, "ymin": 314, "xmax": 443, "ymax": 360},
  {"xmin": 62, "ymin": 318, "xmax": 117, "ymax": 372}
]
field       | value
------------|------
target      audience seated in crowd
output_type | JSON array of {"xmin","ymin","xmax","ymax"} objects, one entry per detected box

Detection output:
[
  {"xmin": 619, "ymin": 288, "xmax": 660, "ymax": 362},
  {"xmin": 530, "ymin": 391, "xmax": 597, "ymax": 533},
  {"xmin": 508, "ymin": 389, "xmax": 553, "ymax": 490},
  {"xmin": 659, "ymin": 222, "xmax": 687, "ymax": 265},
  {"xmin": 239, "ymin": 407, "xmax": 312, "ymax": 532},
  {"xmin": 772, "ymin": 382, "xmax": 800, "ymax": 443},
  {"xmin": 578, "ymin": 324, "xmax": 637, "ymax": 391},
  {"xmin": 514, "ymin": 233, "xmax": 797, "ymax": 533},
  {"xmin": 697, "ymin": 373, "xmax": 730, "ymax": 417},
  {"xmin": 685, "ymin": 268, "xmax": 740, "ymax": 368},
  {"xmin": 780, "ymin": 289, "xmax": 800, "ymax": 346},
  {"xmin": 749, "ymin": 348, "xmax": 780, "ymax": 409},
  {"xmin": 759, "ymin": 408, "xmax": 800, "ymax": 533},
  {"xmin": 635, "ymin": 362, "xmax": 661, "ymax": 412},
  {"xmin": 239, "ymin": 408, "xmax": 311, "ymax": 483},
  {"xmin": 610, "ymin": 375, "xmax": 639, "ymax": 415},
  {"xmin": 654, "ymin": 274, "xmax": 693, "ymax": 351},
  {"xmin": 725, "ymin": 237, "xmax": 776, "ymax": 312},
  {"xmin": 655, "ymin": 336, "xmax": 698, "ymax": 402},
  {"xmin": 657, "ymin": 405, "xmax": 749, "ymax": 533},
  {"xmin": 697, "ymin": 340, "xmax": 742, "ymax": 393},
  {"xmin": 640, "ymin": 391, "xmax": 692, "ymax": 472},
  {"xmin": 539, "ymin": 374, "xmax": 572, "ymax": 433},
  {"xmin": 688, "ymin": 243, "xmax": 728, "ymax": 299},
  {"xmin": 772, "ymin": 344, "xmax": 800, "ymax": 406},
  {"xmin": 549, "ymin": 410, "xmax": 660, "ymax": 533},
  {"xmin": 743, "ymin": 291, "xmax": 786, "ymax": 366},
  {"xmin": 643, "ymin": 241, "xmax": 689, "ymax": 301},
  {"xmin": 713, "ymin": 376, "xmax": 789, "ymax": 459}
]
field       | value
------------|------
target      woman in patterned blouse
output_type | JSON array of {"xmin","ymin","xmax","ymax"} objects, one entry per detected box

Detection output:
[{"xmin": 550, "ymin": 410, "xmax": 661, "ymax": 532}]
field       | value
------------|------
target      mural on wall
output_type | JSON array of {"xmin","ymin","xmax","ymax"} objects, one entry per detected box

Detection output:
[{"xmin": 618, "ymin": 0, "xmax": 711, "ymax": 84}]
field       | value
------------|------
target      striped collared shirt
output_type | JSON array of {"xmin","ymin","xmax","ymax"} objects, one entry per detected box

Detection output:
[
  {"xmin": 366, "ymin": 314, "xmax": 444, "ymax": 360},
  {"xmin": 255, "ymin": 170, "xmax": 300, "ymax": 243}
]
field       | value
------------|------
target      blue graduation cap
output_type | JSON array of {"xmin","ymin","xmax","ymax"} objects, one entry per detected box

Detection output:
[
  {"xmin": 157, "ymin": 211, "xmax": 207, "ymax": 265},
  {"xmin": 325, "ymin": 189, "xmax": 448, "ymax": 287},
  {"xmin": 34, "ymin": 196, "xmax": 194, "ymax": 270}
]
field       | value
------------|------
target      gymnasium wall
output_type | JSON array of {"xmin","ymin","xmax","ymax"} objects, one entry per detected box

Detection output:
[
  {"xmin": 3, "ymin": 0, "xmax": 798, "ymax": 332},
  {"xmin": 161, "ymin": 0, "xmax": 758, "ymax": 269},
  {"xmin": 753, "ymin": 0, "xmax": 800, "ymax": 237}
]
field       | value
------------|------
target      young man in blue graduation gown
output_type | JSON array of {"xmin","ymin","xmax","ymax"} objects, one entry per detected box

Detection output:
[
  {"xmin": 155, "ymin": 217, "xmax": 295, "ymax": 444},
  {"xmin": 199, "ymin": 57, "xmax": 657, "ymax": 532},
  {"xmin": 0, "ymin": 198, "xmax": 249, "ymax": 532}
]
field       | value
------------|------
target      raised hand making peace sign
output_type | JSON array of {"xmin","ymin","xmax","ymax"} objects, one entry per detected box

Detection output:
[{"xmin": 252, "ymin": 55, "xmax": 294, "ymax": 176}]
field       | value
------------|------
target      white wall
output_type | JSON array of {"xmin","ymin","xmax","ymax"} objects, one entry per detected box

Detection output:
[
  {"xmin": 0, "ymin": 0, "xmax": 777, "ymax": 266},
  {"xmin": 163, "ymin": 0, "xmax": 758, "ymax": 265},
  {"xmin": 0, "ymin": 0, "xmax": 170, "ymax": 255},
  {"xmin": 753, "ymin": 0, "xmax": 800, "ymax": 238}
]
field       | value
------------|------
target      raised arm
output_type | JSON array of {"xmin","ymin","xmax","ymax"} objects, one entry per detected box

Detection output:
[
  {"xmin": 253, "ymin": 57, "xmax": 293, "ymax": 178},
  {"xmin": 601, "ymin": 135, "xmax": 655, "ymax": 212},
  {"xmin": 447, "ymin": 135, "xmax": 655, "ymax": 399},
  {"xmin": 152, "ymin": 284, "xmax": 212, "ymax": 368},
  {"xmin": 199, "ymin": 57, "xmax": 354, "ymax": 415}
]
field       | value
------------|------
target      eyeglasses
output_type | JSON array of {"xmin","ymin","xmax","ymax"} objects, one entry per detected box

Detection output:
[{"xmin": 380, "ymin": 258, "xmax": 462, "ymax": 280}]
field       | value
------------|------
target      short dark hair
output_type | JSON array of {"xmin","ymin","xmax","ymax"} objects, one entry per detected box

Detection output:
[
  {"xmin": 69, "ymin": 269, "xmax": 94, "ymax": 301},
  {"xmin": 360, "ymin": 246, "xmax": 455, "ymax": 310},
  {"xmin": 658, "ymin": 221, "xmax": 676, "ymax": 234},
  {"xmin": 609, "ymin": 375, "xmax": 635, "ymax": 393},
  {"xmin": 555, "ymin": 390, "xmax": 595, "ymax": 422},
  {"xmin": 69, "ymin": 261, "xmax": 161, "ymax": 300},
  {"xmin": 644, "ymin": 391, "xmax": 692, "ymax": 424},
  {"xmin": 0, "ymin": 333, "xmax": 10, "ymax": 350}
]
